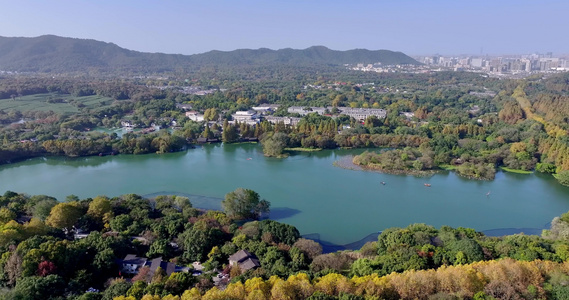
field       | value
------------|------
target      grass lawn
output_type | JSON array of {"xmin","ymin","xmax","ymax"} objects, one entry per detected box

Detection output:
[
  {"xmin": 499, "ymin": 166, "xmax": 533, "ymax": 174},
  {"xmin": 438, "ymin": 164, "xmax": 457, "ymax": 170},
  {"xmin": 0, "ymin": 93, "xmax": 114, "ymax": 114}
]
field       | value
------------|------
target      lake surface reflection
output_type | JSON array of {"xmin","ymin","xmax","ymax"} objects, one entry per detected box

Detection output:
[{"xmin": 1, "ymin": 143, "xmax": 568, "ymax": 245}]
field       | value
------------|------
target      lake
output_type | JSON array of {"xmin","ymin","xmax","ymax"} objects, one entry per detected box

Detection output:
[{"xmin": 1, "ymin": 143, "xmax": 568, "ymax": 246}]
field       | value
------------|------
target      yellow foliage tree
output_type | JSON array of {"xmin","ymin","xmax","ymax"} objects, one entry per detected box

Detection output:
[
  {"xmin": 45, "ymin": 201, "xmax": 82, "ymax": 231},
  {"xmin": 22, "ymin": 218, "xmax": 49, "ymax": 238},
  {"xmin": 113, "ymin": 296, "xmax": 136, "ymax": 300},
  {"xmin": 224, "ymin": 281, "xmax": 246, "ymax": 299},
  {"xmin": 87, "ymin": 196, "xmax": 113, "ymax": 224},
  {"xmin": 244, "ymin": 277, "xmax": 270, "ymax": 297},
  {"xmin": 270, "ymin": 278, "xmax": 294, "ymax": 300},
  {"xmin": 314, "ymin": 273, "xmax": 353, "ymax": 296},
  {"xmin": 201, "ymin": 287, "xmax": 225, "ymax": 300},
  {"xmin": 245, "ymin": 289, "xmax": 266, "ymax": 300},
  {"xmin": 0, "ymin": 208, "xmax": 16, "ymax": 224},
  {"xmin": 286, "ymin": 273, "xmax": 313, "ymax": 299},
  {"xmin": 181, "ymin": 288, "xmax": 202, "ymax": 300}
]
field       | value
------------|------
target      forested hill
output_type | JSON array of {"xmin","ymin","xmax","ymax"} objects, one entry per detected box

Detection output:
[{"xmin": 0, "ymin": 35, "xmax": 419, "ymax": 74}]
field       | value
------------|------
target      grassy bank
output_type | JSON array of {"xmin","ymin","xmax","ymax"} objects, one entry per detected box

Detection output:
[
  {"xmin": 285, "ymin": 147, "xmax": 322, "ymax": 152},
  {"xmin": 500, "ymin": 166, "xmax": 533, "ymax": 174}
]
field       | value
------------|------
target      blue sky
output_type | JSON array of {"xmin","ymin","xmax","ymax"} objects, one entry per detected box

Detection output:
[{"xmin": 0, "ymin": 0, "xmax": 566, "ymax": 55}]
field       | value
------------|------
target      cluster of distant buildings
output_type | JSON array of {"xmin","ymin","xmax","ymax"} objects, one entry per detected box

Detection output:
[
  {"xmin": 182, "ymin": 104, "xmax": 390, "ymax": 127},
  {"xmin": 415, "ymin": 53, "xmax": 569, "ymax": 77},
  {"xmin": 287, "ymin": 106, "xmax": 387, "ymax": 122},
  {"xmin": 349, "ymin": 53, "xmax": 569, "ymax": 78}
]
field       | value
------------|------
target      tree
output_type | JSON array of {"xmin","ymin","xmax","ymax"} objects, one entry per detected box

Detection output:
[
  {"xmin": 5, "ymin": 251, "xmax": 23, "ymax": 286},
  {"xmin": 45, "ymin": 201, "xmax": 83, "ymax": 232},
  {"xmin": 109, "ymin": 214, "xmax": 134, "ymax": 233},
  {"xmin": 132, "ymin": 267, "xmax": 152, "ymax": 283},
  {"xmin": 203, "ymin": 108, "xmax": 219, "ymax": 122},
  {"xmin": 222, "ymin": 188, "xmax": 270, "ymax": 219},
  {"xmin": 36, "ymin": 260, "xmax": 57, "ymax": 277},
  {"xmin": 555, "ymin": 170, "xmax": 569, "ymax": 186},
  {"xmin": 102, "ymin": 279, "xmax": 132, "ymax": 300},
  {"xmin": 0, "ymin": 207, "xmax": 16, "ymax": 224},
  {"xmin": 261, "ymin": 132, "xmax": 289, "ymax": 157},
  {"xmin": 201, "ymin": 125, "xmax": 214, "ymax": 139},
  {"xmin": 32, "ymin": 199, "xmax": 58, "ymax": 221},
  {"xmin": 14, "ymin": 275, "xmax": 66, "ymax": 299},
  {"xmin": 87, "ymin": 196, "xmax": 113, "ymax": 225},
  {"xmin": 293, "ymin": 238, "xmax": 323, "ymax": 260},
  {"xmin": 222, "ymin": 121, "xmax": 239, "ymax": 144}
]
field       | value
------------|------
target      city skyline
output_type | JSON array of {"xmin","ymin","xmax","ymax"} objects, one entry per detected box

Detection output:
[{"xmin": 0, "ymin": 0, "xmax": 567, "ymax": 56}]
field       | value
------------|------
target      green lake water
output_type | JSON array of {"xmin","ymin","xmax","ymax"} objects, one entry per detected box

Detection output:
[{"xmin": 1, "ymin": 143, "xmax": 569, "ymax": 245}]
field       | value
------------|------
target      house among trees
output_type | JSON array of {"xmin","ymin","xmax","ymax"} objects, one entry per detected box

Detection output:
[
  {"xmin": 228, "ymin": 250, "xmax": 260, "ymax": 272},
  {"xmin": 120, "ymin": 255, "xmax": 177, "ymax": 280},
  {"xmin": 121, "ymin": 255, "xmax": 148, "ymax": 274},
  {"xmin": 176, "ymin": 103, "xmax": 193, "ymax": 111}
]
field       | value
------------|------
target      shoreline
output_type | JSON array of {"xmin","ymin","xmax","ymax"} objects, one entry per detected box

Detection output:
[{"xmin": 142, "ymin": 191, "xmax": 548, "ymax": 253}]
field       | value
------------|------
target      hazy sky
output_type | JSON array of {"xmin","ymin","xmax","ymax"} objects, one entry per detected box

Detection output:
[{"xmin": 0, "ymin": 0, "xmax": 567, "ymax": 55}]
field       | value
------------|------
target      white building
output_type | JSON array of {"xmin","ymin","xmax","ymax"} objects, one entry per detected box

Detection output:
[
  {"xmin": 252, "ymin": 104, "xmax": 280, "ymax": 114},
  {"xmin": 265, "ymin": 116, "xmax": 301, "ymax": 126},
  {"xmin": 287, "ymin": 106, "xmax": 386, "ymax": 122},
  {"xmin": 339, "ymin": 108, "xmax": 387, "ymax": 122},
  {"xmin": 232, "ymin": 110, "xmax": 259, "ymax": 125},
  {"xmin": 287, "ymin": 106, "xmax": 329, "ymax": 115},
  {"xmin": 185, "ymin": 111, "xmax": 204, "ymax": 122}
]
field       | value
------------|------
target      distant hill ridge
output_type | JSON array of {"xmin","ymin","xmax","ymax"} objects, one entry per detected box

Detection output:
[{"xmin": 0, "ymin": 35, "xmax": 419, "ymax": 73}]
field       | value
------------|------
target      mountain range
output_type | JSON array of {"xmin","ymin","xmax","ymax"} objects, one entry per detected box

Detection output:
[{"xmin": 0, "ymin": 35, "xmax": 419, "ymax": 74}]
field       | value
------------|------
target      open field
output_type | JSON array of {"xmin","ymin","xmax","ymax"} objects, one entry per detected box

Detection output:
[{"xmin": 0, "ymin": 93, "xmax": 114, "ymax": 114}]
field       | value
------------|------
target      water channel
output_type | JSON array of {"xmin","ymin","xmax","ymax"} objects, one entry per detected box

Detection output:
[{"xmin": 1, "ymin": 143, "xmax": 568, "ymax": 246}]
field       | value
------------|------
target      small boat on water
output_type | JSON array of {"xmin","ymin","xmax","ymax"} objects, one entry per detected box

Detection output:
[
  {"xmin": 424, "ymin": 183, "xmax": 431, "ymax": 187},
  {"xmin": 247, "ymin": 158, "xmax": 252, "ymax": 160},
  {"xmin": 381, "ymin": 181, "xmax": 386, "ymax": 185}
]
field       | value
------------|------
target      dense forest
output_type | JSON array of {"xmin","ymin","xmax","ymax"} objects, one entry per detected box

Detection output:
[{"xmin": 1, "ymin": 190, "xmax": 569, "ymax": 299}]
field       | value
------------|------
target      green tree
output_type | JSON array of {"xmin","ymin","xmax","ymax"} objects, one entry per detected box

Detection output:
[
  {"xmin": 32, "ymin": 199, "xmax": 58, "ymax": 221},
  {"xmin": 13, "ymin": 275, "xmax": 66, "ymax": 299},
  {"xmin": 201, "ymin": 125, "xmax": 214, "ymax": 139},
  {"xmin": 555, "ymin": 170, "xmax": 569, "ymax": 186},
  {"xmin": 222, "ymin": 188, "xmax": 270, "ymax": 219},
  {"xmin": 102, "ymin": 280, "xmax": 132, "ymax": 300},
  {"xmin": 109, "ymin": 214, "xmax": 134, "ymax": 234},
  {"xmin": 261, "ymin": 132, "xmax": 289, "ymax": 157},
  {"xmin": 203, "ymin": 108, "xmax": 219, "ymax": 122},
  {"xmin": 222, "ymin": 121, "xmax": 239, "ymax": 143}
]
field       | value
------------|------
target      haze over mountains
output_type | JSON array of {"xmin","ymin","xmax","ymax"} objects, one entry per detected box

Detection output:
[{"xmin": 0, "ymin": 35, "xmax": 419, "ymax": 74}]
